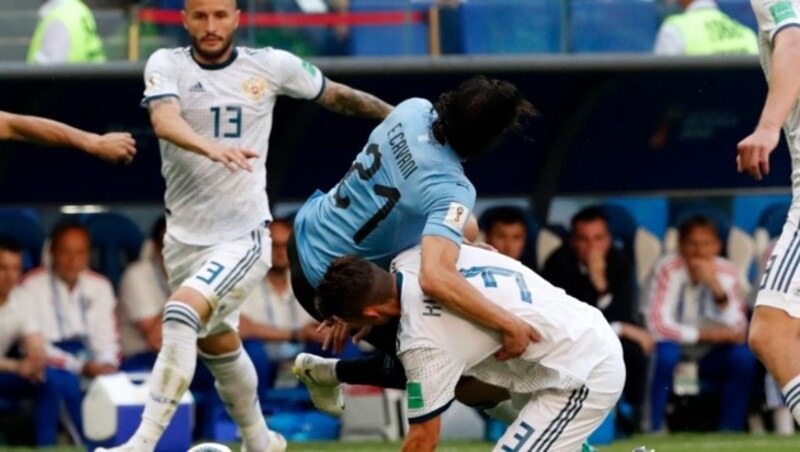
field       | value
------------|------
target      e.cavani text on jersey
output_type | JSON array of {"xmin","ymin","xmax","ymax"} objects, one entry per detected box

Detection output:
[{"xmin": 387, "ymin": 123, "xmax": 418, "ymax": 179}]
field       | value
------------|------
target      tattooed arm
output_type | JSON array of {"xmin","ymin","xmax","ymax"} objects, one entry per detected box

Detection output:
[{"xmin": 316, "ymin": 80, "xmax": 393, "ymax": 120}]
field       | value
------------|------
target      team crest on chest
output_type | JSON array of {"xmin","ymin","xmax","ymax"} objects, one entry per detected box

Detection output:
[{"xmin": 243, "ymin": 76, "xmax": 267, "ymax": 102}]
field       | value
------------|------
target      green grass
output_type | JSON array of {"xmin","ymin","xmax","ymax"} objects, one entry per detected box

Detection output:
[{"xmin": 5, "ymin": 434, "xmax": 799, "ymax": 451}]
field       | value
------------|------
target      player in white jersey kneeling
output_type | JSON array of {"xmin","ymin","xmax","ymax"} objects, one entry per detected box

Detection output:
[{"xmin": 315, "ymin": 245, "xmax": 625, "ymax": 452}]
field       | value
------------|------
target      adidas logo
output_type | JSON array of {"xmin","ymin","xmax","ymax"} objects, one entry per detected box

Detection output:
[{"xmin": 189, "ymin": 82, "xmax": 205, "ymax": 93}]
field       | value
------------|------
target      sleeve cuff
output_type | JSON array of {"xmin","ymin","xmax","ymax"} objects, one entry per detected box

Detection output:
[
  {"xmin": 408, "ymin": 398, "xmax": 454, "ymax": 425},
  {"xmin": 611, "ymin": 321, "xmax": 623, "ymax": 336}
]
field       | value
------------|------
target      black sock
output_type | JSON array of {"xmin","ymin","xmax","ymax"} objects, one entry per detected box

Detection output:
[{"xmin": 335, "ymin": 352, "xmax": 407, "ymax": 389}]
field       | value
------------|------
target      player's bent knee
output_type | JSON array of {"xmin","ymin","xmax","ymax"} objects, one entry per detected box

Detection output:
[
  {"xmin": 169, "ymin": 286, "xmax": 213, "ymax": 323},
  {"xmin": 197, "ymin": 330, "xmax": 241, "ymax": 356}
]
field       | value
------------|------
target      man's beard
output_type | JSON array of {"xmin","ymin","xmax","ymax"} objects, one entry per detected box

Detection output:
[{"xmin": 190, "ymin": 34, "xmax": 234, "ymax": 62}]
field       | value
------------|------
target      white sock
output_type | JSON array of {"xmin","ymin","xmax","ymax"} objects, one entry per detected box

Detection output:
[
  {"xmin": 202, "ymin": 347, "xmax": 271, "ymax": 451},
  {"xmin": 782, "ymin": 374, "xmax": 800, "ymax": 425},
  {"xmin": 483, "ymin": 399, "xmax": 519, "ymax": 424},
  {"xmin": 130, "ymin": 302, "xmax": 200, "ymax": 450}
]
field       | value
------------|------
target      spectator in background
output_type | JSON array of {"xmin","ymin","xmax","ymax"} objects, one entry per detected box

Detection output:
[
  {"xmin": 118, "ymin": 217, "xmax": 169, "ymax": 371},
  {"xmin": 20, "ymin": 221, "xmax": 119, "ymax": 430},
  {"xmin": 653, "ymin": 0, "xmax": 758, "ymax": 55},
  {"xmin": 0, "ymin": 239, "xmax": 72, "ymax": 446},
  {"xmin": 28, "ymin": 0, "xmax": 106, "ymax": 64},
  {"xmin": 645, "ymin": 215, "xmax": 756, "ymax": 432},
  {"xmin": 239, "ymin": 219, "xmax": 326, "ymax": 390},
  {"xmin": 269, "ymin": 0, "xmax": 352, "ymax": 56},
  {"xmin": 481, "ymin": 206, "xmax": 531, "ymax": 267},
  {"xmin": 542, "ymin": 206, "xmax": 652, "ymax": 434}
]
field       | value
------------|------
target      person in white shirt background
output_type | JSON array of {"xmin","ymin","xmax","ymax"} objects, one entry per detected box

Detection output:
[
  {"xmin": 0, "ymin": 238, "xmax": 72, "ymax": 446},
  {"xmin": 20, "ymin": 221, "xmax": 121, "ymax": 441},
  {"xmin": 645, "ymin": 215, "xmax": 756, "ymax": 432}
]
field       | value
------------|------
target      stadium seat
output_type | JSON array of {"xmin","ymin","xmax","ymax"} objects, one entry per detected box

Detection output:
[
  {"xmin": 0, "ymin": 208, "xmax": 46, "ymax": 271},
  {"xmin": 601, "ymin": 203, "xmax": 663, "ymax": 289},
  {"xmin": 753, "ymin": 201, "xmax": 791, "ymax": 260},
  {"xmin": 457, "ymin": 0, "xmax": 561, "ymax": 54},
  {"xmin": 664, "ymin": 201, "xmax": 754, "ymax": 285},
  {"xmin": 733, "ymin": 195, "xmax": 791, "ymax": 259},
  {"xmin": 349, "ymin": 0, "xmax": 429, "ymax": 56},
  {"xmin": 70, "ymin": 212, "xmax": 144, "ymax": 288},
  {"xmin": 569, "ymin": 0, "xmax": 660, "ymax": 53}
]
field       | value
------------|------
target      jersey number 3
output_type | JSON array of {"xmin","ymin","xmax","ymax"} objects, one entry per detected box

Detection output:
[{"xmin": 333, "ymin": 144, "xmax": 401, "ymax": 244}]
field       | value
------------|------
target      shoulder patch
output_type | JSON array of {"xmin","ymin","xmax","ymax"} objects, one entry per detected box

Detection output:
[
  {"xmin": 770, "ymin": 1, "xmax": 797, "ymax": 23},
  {"xmin": 301, "ymin": 59, "xmax": 318, "ymax": 77},
  {"xmin": 442, "ymin": 202, "xmax": 469, "ymax": 233},
  {"xmin": 407, "ymin": 381, "xmax": 424, "ymax": 409}
]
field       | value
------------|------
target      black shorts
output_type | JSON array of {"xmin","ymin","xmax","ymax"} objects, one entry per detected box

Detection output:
[{"xmin": 287, "ymin": 231, "xmax": 398, "ymax": 355}]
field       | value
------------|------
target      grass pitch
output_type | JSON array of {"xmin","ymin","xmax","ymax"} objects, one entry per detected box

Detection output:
[{"xmin": 4, "ymin": 433, "xmax": 799, "ymax": 451}]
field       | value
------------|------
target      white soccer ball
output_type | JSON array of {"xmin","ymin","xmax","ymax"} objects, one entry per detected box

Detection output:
[{"xmin": 187, "ymin": 444, "xmax": 233, "ymax": 452}]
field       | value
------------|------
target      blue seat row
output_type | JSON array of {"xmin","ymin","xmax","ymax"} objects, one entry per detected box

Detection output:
[
  {"xmin": 348, "ymin": 0, "xmax": 758, "ymax": 56},
  {"xmin": 0, "ymin": 210, "xmax": 143, "ymax": 288}
]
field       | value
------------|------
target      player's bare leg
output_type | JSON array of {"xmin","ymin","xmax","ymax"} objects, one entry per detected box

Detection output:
[{"xmin": 749, "ymin": 306, "xmax": 800, "ymax": 424}]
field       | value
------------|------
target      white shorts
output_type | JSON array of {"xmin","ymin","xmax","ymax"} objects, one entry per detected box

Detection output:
[
  {"xmin": 493, "ymin": 351, "xmax": 625, "ymax": 452},
  {"xmin": 756, "ymin": 203, "xmax": 800, "ymax": 319},
  {"xmin": 163, "ymin": 223, "xmax": 271, "ymax": 337}
]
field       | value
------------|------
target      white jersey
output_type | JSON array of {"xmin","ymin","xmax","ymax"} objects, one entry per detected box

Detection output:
[
  {"xmin": 21, "ymin": 268, "xmax": 120, "ymax": 371},
  {"xmin": 143, "ymin": 46, "xmax": 325, "ymax": 245},
  {"xmin": 751, "ymin": 0, "xmax": 800, "ymax": 195},
  {"xmin": 0, "ymin": 287, "xmax": 39, "ymax": 357},
  {"xmin": 392, "ymin": 245, "xmax": 621, "ymax": 422},
  {"xmin": 118, "ymin": 257, "xmax": 169, "ymax": 357}
]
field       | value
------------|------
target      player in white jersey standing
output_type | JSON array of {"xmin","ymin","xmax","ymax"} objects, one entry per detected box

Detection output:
[
  {"xmin": 100, "ymin": 0, "xmax": 392, "ymax": 450},
  {"xmin": 315, "ymin": 246, "xmax": 625, "ymax": 452},
  {"xmin": 738, "ymin": 0, "xmax": 800, "ymax": 426}
]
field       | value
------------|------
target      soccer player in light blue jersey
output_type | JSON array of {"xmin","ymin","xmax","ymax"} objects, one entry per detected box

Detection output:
[{"xmin": 290, "ymin": 76, "xmax": 538, "ymax": 416}]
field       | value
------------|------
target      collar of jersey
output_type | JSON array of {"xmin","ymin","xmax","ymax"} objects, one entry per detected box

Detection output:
[{"xmin": 191, "ymin": 48, "xmax": 239, "ymax": 70}]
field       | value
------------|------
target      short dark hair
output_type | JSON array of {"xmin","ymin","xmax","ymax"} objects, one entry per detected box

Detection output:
[
  {"xmin": 481, "ymin": 206, "xmax": 527, "ymax": 235},
  {"xmin": 571, "ymin": 206, "xmax": 609, "ymax": 232},
  {"xmin": 150, "ymin": 216, "xmax": 167, "ymax": 246},
  {"xmin": 50, "ymin": 220, "xmax": 90, "ymax": 250},
  {"xmin": 433, "ymin": 76, "xmax": 536, "ymax": 160},
  {"xmin": 0, "ymin": 237, "xmax": 23, "ymax": 255},
  {"xmin": 316, "ymin": 255, "xmax": 392, "ymax": 321},
  {"xmin": 678, "ymin": 215, "xmax": 719, "ymax": 242}
]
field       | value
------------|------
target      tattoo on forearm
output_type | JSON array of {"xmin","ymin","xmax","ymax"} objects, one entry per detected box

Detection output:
[{"xmin": 321, "ymin": 84, "xmax": 392, "ymax": 120}]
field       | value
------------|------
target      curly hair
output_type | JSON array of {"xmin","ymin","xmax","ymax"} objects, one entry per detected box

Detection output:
[{"xmin": 432, "ymin": 76, "xmax": 536, "ymax": 160}]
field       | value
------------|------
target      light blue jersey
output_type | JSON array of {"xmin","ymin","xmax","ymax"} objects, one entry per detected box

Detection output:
[{"xmin": 295, "ymin": 98, "xmax": 476, "ymax": 287}]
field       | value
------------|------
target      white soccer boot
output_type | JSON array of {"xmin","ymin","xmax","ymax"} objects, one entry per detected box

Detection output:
[{"xmin": 292, "ymin": 352, "xmax": 344, "ymax": 417}]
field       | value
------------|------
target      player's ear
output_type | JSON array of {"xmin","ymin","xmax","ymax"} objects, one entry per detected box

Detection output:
[
  {"xmin": 362, "ymin": 307, "xmax": 381, "ymax": 321},
  {"xmin": 233, "ymin": 8, "xmax": 240, "ymax": 30},
  {"xmin": 181, "ymin": 10, "xmax": 188, "ymax": 30}
]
